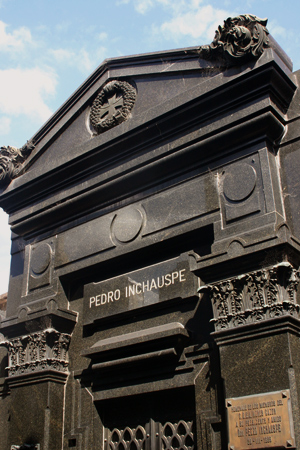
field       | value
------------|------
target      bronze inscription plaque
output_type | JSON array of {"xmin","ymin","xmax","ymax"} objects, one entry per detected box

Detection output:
[{"xmin": 226, "ymin": 390, "xmax": 294, "ymax": 450}]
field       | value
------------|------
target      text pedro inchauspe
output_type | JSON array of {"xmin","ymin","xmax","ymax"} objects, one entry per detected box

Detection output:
[{"xmin": 89, "ymin": 269, "xmax": 186, "ymax": 308}]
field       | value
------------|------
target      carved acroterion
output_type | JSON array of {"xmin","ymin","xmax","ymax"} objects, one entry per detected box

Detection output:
[
  {"xmin": 0, "ymin": 140, "xmax": 34, "ymax": 187},
  {"xmin": 199, "ymin": 14, "xmax": 269, "ymax": 64}
]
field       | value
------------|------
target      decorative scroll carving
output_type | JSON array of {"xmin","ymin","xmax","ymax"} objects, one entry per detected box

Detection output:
[
  {"xmin": 51, "ymin": 333, "xmax": 70, "ymax": 361},
  {"xmin": 199, "ymin": 14, "xmax": 269, "ymax": 64},
  {"xmin": 0, "ymin": 329, "xmax": 71, "ymax": 377},
  {"xmin": 0, "ymin": 140, "xmax": 34, "ymax": 187},
  {"xmin": 200, "ymin": 263, "xmax": 300, "ymax": 331},
  {"xmin": 90, "ymin": 80, "xmax": 136, "ymax": 134}
]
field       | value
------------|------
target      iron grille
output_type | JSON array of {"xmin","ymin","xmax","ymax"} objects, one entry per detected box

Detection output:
[{"xmin": 105, "ymin": 419, "xmax": 194, "ymax": 450}]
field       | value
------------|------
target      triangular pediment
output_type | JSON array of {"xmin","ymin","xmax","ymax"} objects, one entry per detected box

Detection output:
[
  {"xmin": 0, "ymin": 13, "xmax": 293, "ymax": 198},
  {"xmin": 0, "ymin": 14, "xmax": 295, "ymax": 240},
  {"xmin": 19, "ymin": 48, "xmax": 224, "ymax": 181}
]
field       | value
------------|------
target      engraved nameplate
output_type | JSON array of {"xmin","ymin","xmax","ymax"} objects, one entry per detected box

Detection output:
[
  {"xmin": 83, "ymin": 256, "xmax": 198, "ymax": 323},
  {"xmin": 226, "ymin": 390, "xmax": 295, "ymax": 450}
]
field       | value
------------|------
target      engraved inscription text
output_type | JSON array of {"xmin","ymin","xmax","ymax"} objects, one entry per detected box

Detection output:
[{"xmin": 226, "ymin": 391, "xmax": 294, "ymax": 450}]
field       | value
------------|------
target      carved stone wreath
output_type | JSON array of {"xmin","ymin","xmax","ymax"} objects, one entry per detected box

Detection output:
[
  {"xmin": 90, "ymin": 80, "xmax": 136, "ymax": 134},
  {"xmin": 199, "ymin": 14, "xmax": 269, "ymax": 64}
]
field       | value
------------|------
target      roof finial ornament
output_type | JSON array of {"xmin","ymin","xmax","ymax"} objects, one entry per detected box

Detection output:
[
  {"xmin": 199, "ymin": 14, "xmax": 269, "ymax": 64},
  {"xmin": 0, "ymin": 140, "xmax": 35, "ymax": 188}
]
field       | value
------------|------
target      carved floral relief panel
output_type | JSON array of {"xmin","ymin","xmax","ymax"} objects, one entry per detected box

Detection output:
[
  {"xmin": 200, "ymin": 262, "xmax": 300, "ymax": 331},
  {"xmin": 0, "ymin": 329, "xmax": 71, "ymax": 377}
]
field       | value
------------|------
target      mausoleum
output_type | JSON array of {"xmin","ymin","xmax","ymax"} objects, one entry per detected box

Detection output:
[{"xmin": 1, "ymin": 13, "xmax": 300, "ymax": 450}]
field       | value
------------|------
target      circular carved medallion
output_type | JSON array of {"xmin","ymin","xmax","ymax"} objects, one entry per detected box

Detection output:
[
  {"xmin": 112, "ymin": 208, "xmax": 144, "ymax": 243},
  {"xmin": 223, "ymin": 163, "xmax": 256, "ymax": 202},
  {"xmin": 30, "ymin": 243, "xmax": 51, "ymax": 275},
  {"xmin": 90, "ymin": 80, "xmax": 136, "ymax": 134}
]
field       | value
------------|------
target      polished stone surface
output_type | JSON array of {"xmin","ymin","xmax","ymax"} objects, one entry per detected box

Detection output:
[{"xmin": 0, "ymin": 15, "xmax": 300, "ymax": 450}]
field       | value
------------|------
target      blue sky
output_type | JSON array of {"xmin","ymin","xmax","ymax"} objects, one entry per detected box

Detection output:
[{"xmin": 0, "ymin": 0, "xmax": 299, "ymax": 293}]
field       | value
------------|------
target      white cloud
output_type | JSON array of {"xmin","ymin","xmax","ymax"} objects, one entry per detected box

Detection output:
[
  {"xmin": 190, "ymin": 0, "xmax": 203, "ymax": 7},
  {"xmin": 56, "ymin": 21, "xmax": 71, "ymax": 33},
  {"xmin": 0, "ymin": 0, "xmax": 10, "ymax": 8},
  {"xmin": 0, "ymin": 116, "xmax": 11, "ymax": 135},
  {"xmin": 120, "ymin": 1, "xmax": 231, "ymax": 42},
  {"xmin": 135, "ymin": 0, "xmax": 154, "ymax": 14},
  {"xmin": 0, "ymin": 20, "xmax": 32, "ymax": 52},
  {"xmin": 95, "ymin": 46, "xmax": 108, "ymax": 64},
  {"xmin": 49, "ymin": 46, "xmax": 107, "ymax": 74},
  {"xmin": 125, "ymin": 0, "xmax": 204, "ymax": 15},
  {"xmin": 97, "ymin": 32, "xmax": 108, "ymax": 41},
  {"xmin": 268, "ymin": 20, "xmax": 286, "ymax": 39},
  {"xmin": 79, "ymin": 49, "xmax": 95, "ymax": 73},
  {"xmin": 49, "ymin": 48, "xmax": 74, "ymax": 63},
  {"xmin": 0, "ymin": 67, "xmax": 57, "ymax": 122},
  {"xmin": 159, "ymin": 0, "xmax": 190, "ymax": 14},
  {"xmin": 160, "ymin": 4, "xmax": 229, "ymax": 41}
]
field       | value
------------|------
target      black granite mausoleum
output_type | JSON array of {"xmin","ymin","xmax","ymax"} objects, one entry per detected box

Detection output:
[{"xmin": 1, "ymin": 14, "xmax": 300, "ymax": 450}]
